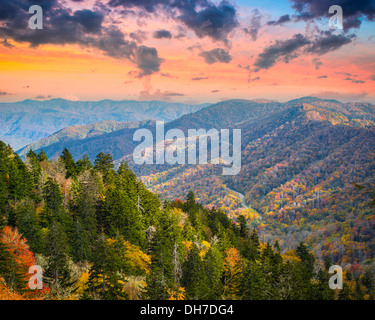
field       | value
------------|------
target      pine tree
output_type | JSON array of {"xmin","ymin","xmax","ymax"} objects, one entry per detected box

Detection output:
[
  {"xmin": 76, "ymin": 154, "xmax": 92, "ymax": 174},
  {"xmin": 239, "ymin": 260, "xmax": 265, "ymax": 299},
  {"xmin": 0, "ymin": 230, "xmax": 26, "ymax": 293},
  {"xmin": 241, "ymin": 229, "xmax": 260, "ymax": 261},
  {"xmin": 296, "ymin": 242, "xmax": 315, "ymax": 278},
  {"xmin": 311, "ymin": 268, "xmax": 335, "ymax": 300},
  {"xmin": 71, "ymin": 184, "xmax": 98, "ymax": 262},
  {"xmin": 204, "ymin": 244, "xmax": 224, "ymax": 299},
  {"xmin": 61, "ymin": 148, "xmax": 78, "ymax": 179},
  {"xmin": 27, "ymin": 149, "xmax": 42, "ymax": 184},
  {"xmin": 37, "ymin": 149, "xmax": 49, "ymax": 162},
  {"xmin": 237, "ymin": 215, "xmax": 248, "ymax": 238},
  {"xmin": 182, "ymin": 244, "xmax": 207, "ymax": 299},
  {"xmin": 44, "ymin": 221, "xmax": 73, "ymax": 295},
  {"xmin": 42, "ymin": 178, "xmax": 70, "ymax": 227},
  {"xmin": 93, "ymin": 152, "xmax": 114, "ymax": 176},
  {"xmin": 72, "ymin": 218, "xmax": 92, "ymax": 262},
  {"xmin": 104, "ymin": 187, "xmax": 145, "ymax": 248},
  {"xmin": 144, "ymin": 214, "xmax": 182, "ymax": 299},
  {"xmin": 15, "ymin": 198, "xmax": 43, "ymax": 253},
  {"xmin": 85, "ymin": 233, "xmax": 128, "ymax": 300}
]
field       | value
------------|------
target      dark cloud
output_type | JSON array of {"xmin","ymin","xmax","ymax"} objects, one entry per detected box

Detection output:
[
  {"xmin": 153, "ymin": 29, "xmax": 172, "ymax": 39},
  {"xmin": 243, "ymin": 9, "xmax": 262, "ymax": 41},
  {"xmin": 352, "ymin": 80, "xmax": 365, "ymax": 84},
  {"xmin": 160, "ymin": 73, "xmax": 179, "ymax": 78},
  {"xmin": 192, "ymin": 77, "xmax": 209, "ymax": 80},
  {"xmin": 108, "ymin": 0, "xmax": 165, "ymax": 13},
  {"xmin": 0, "ymin": 0, "xmax": 163, "ymax": 77},
  {"xmin": 129, "ymin": 30, "xmax": 148, "ymax": 43},
  {"xmin": 132, "ymin": 45, "xmax": 164, "ymax": 77},
  {"xmin": 0, "ymin": 38, "xmax": 14, "ymax": 48},
  {"xmin": 107, "ymin": 0, "xmax": 238, "ymax": 43},
  {"xmin": 312, "ymin": 57, "xmax": 322, "ymax": 69},
  {"xmin": 254, "ymin": 31, "xmax": 355, "ymax": 72},
  {"xmin": 35, "ymin": 95, "xmax": 53, "ymax": 99},
  {"xmin": 254, "ymin": 33, "xmax": 311, "ymax": 71},
  {"xmin": 317, "ymin": 75, "xmax": 327, "ymax": 78},
  {"xmin": 335, "ymin": 72, "xmax": 357, "ymax": 77},
  {"xmin": 290, "ymin": 0, "xmax": 375, "ymax": 30},
  {"xmin": 178, "ymin": 1, "xmax": 238, "ymax": 43},
  {"xmin": 199, "ymin": 48, "xmax": 232, "ymax": 64},
  {"xmin": 139, "ymin": 89, "xmax": 184, "ymax": 101},
  {"xmin": 0, "ymin": 91, "xmax": 13, "ymax": 96},
  {"xmin": 305, "ymin": 33, "xmax": 355, "ymax": 55},
  {"xmin": 267, "ymin": 14, "xmax": 291, "ymax": 26},
  {"xmin": 371, "ymin": 75, "xmax": 375, "ymax": 81},
  {"xmin": 164, "ymin": 92, "xmax": 184, "ymax": 97},
  {"xmin": 70, "ymin": 9, "xmax": 104, "ymax": 34}
]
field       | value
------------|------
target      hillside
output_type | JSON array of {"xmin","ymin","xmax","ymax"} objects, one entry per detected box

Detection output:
[
  {"xmin": 17, "ymin": 97, "xmax": 375, "ymax": 269},
  {"xmin": 0, "ymin": 99, "xmax": 210, "ymax": 150},
  {"xmin": 131, "ymin": 101, "xmax": 375, "ymax": 268},
  {"xmin": 17, "ymin": 120, "xmax": 154, "ymax": 159},
  {"xmin": 4, "ymin": 140, "xmax": 369, "ymax": 300}
]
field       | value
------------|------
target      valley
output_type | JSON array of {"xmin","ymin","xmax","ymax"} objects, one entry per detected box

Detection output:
[{"xmin": 9, "ymin": 97, "xmax": 375, "ymax": 270}]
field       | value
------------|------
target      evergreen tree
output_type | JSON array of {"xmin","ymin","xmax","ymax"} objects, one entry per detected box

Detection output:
[
  {"xmin": 61, "ymin": 148, "xmax": 78, "ymax": 179},
  {"xmin": 27, "ymin": 149, "xmax": 42, "ymax": 184},
  {"xmin": 72, "ymin": 218, "xmax": 92, "ymax": 262},
  {"xmin": 296, "ymin": 242, "xmax": 315, "ymax": 278},
  {"xmin": 71, "ymin": 184, "xmax": 98, "ymax": 262},
  {"xmin": 204, "ymin": 244, "xmax": 224, "ymax": 299},
  {"xmin": 42, "ymin": 178, "xmax": 70, "ymax": 227},
  {"xmin": 93, "ymin": 152, "xmax": 114, "ymax": 176},
  {"xmin": 241, "ymin": 229, "xmax": 260, "ymax": 261},
  {"xmin": 239, "ymin": 260, "xmax": 265, "ymax": 299},
  {"xmin": 104, "ymin": 187, "xmax": 145, "ymax": 247},
  {"xmin": 85, "ymin": 233, "xmax": 128, "ymax": 300},
  {"xmin": 311, "ymin": 268, "xmax": 335, "ymax": 300},
  {"xmin": 45, "ymin": 221, "xmax": 73, "ymax": 294},
  {"xmin": 76, "ymin": 154, "xmax": 92, "ymax": 174},
  {"xmin": 0, "ymin": 228, "xmax": 27, "ymax": 293},
  {"xmin": 182, "ymin": 244, "xmax": 208, "ymax": 299},
  {"xmin": 15, "ymin": 198, "xmax": 43, "ymax": 253},
  {"xmin": 37, "ymin": 149, "xmax": 49, "ymax": 162},
  {"xmin": 144, "ymin": 214, "xmax": 182, "ymax": 299},
  {"xmin": 237, "ymin": 215, "xmax": 248, "ymax": 238}
]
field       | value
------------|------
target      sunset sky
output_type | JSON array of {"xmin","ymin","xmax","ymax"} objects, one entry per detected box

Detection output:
[{"xmin": 0, "ymin": 0, "xmax": 374, "ymax": 104}]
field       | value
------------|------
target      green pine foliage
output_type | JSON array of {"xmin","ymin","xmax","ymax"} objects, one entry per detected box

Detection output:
[{"xmin": 0, "ymin": 142, "xmax": 374, "ymax": 300}]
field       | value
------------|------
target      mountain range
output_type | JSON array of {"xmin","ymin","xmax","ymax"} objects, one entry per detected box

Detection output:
[
  {"xmin": 7, "ymin": 96, "xmax": 375, "ymax": 267},
  {"xmin": 0, "ymin": 98, "xmax": 210, "ymax": 150}
]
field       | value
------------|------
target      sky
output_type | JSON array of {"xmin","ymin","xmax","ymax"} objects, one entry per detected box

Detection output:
[{"xmin": 0, "ymin": 0, "xmax": 374, "ymax": 104}]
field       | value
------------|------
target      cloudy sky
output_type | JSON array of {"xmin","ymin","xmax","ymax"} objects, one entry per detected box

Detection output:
[{"xmin": 0, "ymin": 0, "xmax": 374, "ymax": 103}]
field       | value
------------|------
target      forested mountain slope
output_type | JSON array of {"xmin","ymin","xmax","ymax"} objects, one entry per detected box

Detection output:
[
  {"xmin": 4, "ymin": 141, "xmax": 370, "ymax": 300},
  {"xmin": 0, "ymin": 99, "xmax": 209, "ymax": 150},
  {"xmin": 16, "ymin": 97, "xmax": 375, "ymax": 271}
]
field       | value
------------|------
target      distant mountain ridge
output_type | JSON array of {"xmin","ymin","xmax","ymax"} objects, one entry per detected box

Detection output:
[
  {"xmin": 9, "ymin": 96, "xmax": 375, "ymax": 267},
  {"xmin": 0, "ymin": 98, "xmax": 210, "ymax": 150},
  {"xmin": 17, "ymin": 97, "xmax": 375, "ymax": 162},
  {"xmin": 17, "ymin": 119, "xmax": 155, "ymax": 159}
]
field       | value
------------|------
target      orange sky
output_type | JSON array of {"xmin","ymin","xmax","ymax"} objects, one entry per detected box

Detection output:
[{"xmin": 0, "ymin": 0, "xmax": 374, "ymax": 104}]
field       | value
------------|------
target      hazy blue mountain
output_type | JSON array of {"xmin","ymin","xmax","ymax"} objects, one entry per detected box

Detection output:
[
  {"xmin": 17, "ymin": 119, "xmax": 154, "ymax": 159},
  {"xmin": 10, "ymin": 96, "xmax": 375, "ymax": 269},
  {"xmin": 0, "ymin": 98, "xmax": 210, "ymax": 150}
]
